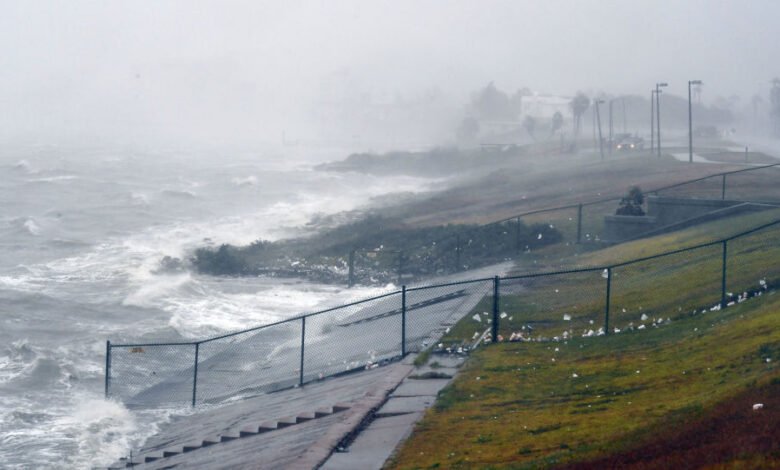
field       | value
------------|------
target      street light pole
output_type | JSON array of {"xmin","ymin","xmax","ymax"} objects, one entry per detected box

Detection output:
[
  {"xmin": 688, "ymin": 80, "xmax": 703, "ymax": 163},
  {"xmin": 655, "ymin": 82, "xmax": 668, "ymax": 157},
  {"xmin": 608, "ymin": 99, "xmax": 614, "ymax": 158}
]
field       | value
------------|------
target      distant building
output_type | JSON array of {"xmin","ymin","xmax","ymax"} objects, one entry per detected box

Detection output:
[{"xmin": 520, "ymin": 94, "xmax": 572, "ymax": 120}]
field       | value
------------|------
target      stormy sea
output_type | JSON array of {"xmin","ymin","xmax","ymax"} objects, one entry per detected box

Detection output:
[{"xmin": 0, "ymin": 144, "xmax": 432, "ymax": 468}]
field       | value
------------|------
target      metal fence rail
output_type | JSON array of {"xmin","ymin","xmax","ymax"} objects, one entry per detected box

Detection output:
[{"xmin": 106, "ymin": 217, "xmax": 780, "ymax": 407}]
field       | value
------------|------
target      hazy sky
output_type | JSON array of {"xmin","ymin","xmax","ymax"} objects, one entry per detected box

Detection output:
[{"xmin": 1, "ymin": 0, "xmax": 778, "ymax": 145}]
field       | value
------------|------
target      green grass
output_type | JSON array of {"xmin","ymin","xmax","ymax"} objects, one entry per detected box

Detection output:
[
  {"xmin": 387, "ymin": 291, "xmax": 780, "ymax": 469},
  {"xmin": 387, "ymin": 210, "xmax": 780, "ymax": 469},
  {"xmin": 442, "ymin": 209, "xmax": 780, "ymax": 343}
]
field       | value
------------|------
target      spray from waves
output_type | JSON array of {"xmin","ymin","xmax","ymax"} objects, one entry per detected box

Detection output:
[{"xmin": 122, "ymin": 273, "xmax": 193, "ymax": 309}]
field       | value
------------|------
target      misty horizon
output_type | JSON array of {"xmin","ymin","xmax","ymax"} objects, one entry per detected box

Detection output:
[{"xmin": 1, "ymin": 0, "xmax": 779, "ymax": 148}]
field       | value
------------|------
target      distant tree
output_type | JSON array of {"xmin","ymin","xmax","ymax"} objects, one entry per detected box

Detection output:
[
  {"xmin": 523, "ymin": 116, "xmax": 537, "ymax": 140},
  {"xmin": 550, "ymin": 111, "xmax": 564, "ymax": 136},
  {"xmin": 470, "ymin": 82, "xmax": 516, "ymax": 121},
  {"xmin": 456, "ymin": 116, "xmax": 480, "ymax": 142},
  {"xmin": 569, "ymin": 92, "xmax": 590, "ymax": 138},
  {"xmin": 616, "ymin": 186, "xmax": 646, "ymax": 216}
]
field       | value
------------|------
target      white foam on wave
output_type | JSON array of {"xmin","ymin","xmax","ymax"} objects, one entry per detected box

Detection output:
[
  {"xmin": 54, "ymin": 397, "xmax": 138, "ymax": 468},
  {"xmin": 0, "ymin": 339, "xmax": 37, "ymax": 385},
  {"xmin": 23, "ymin": 218, "xmax": 41, "ymax": 236},
  {"xmin": 166, "ymin": 281, "xmax": 397, "ymax": 339},
  {"xmin": 123, "ymin": 273, "xmax": 193, "ymax": 308},
  {"xmin": 26, "ymin": 175, "xmax": 78, "ymax": 183}
]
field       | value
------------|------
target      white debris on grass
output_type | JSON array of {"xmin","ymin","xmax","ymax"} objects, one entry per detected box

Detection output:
[
  {"xmin": 641, "ymin": 313, "xmax": 649, "ymax": 321},
  {"xmin": 473, "ymin": 313, "xmax": 481, "ymax": 322},
  {"xmin": 500, "ymin": 312, "xmax": 507, "ymax": 319},
  {"xmin": 572, "ymin": 373, "xmax": 578, "ymax": 378},
  {"xmin": 753, "ymin": 403, "xmax": 764, "ymax": 410},
  {"xmin": 563, "ymin": 314, "xmax": 571, "ymax": 321}
]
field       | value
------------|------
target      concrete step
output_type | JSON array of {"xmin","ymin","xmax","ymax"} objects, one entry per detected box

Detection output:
[{"xmin": 107, "ymin": 402, "xmax": 352, "ymax": 468}]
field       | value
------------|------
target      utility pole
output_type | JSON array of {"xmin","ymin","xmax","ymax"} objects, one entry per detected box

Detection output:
[
  {"xmin": 608, "ymin": 99, "xmax": 614, "ymax": 158},
  {"xmin": 655, "ymin": 82, "xmax": 668, "ymax": 157}
]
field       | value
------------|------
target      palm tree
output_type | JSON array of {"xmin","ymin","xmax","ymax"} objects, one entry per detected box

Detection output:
[{"xmin": 569, "ymin": 92, "xmax": 590, "ymax": 138}]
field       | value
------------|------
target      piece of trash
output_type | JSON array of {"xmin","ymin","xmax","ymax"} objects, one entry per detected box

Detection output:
[
  {"xmin": 753, "ymin": 403, "xmax": 764, "ymax": 410},
  {"xmin": 500, "ymin": 312, "xmax": 508, "ymax": 319},
  {"xmin": 472, "ymin": 314, "xmax": 481, "ymax": 322},
  {"xmin": 572, "ymin": 373, "xmax": 578, "ymax": 378},
  {"xmin": 641, "ymin": 313, "xmax": 648, "ymax": 321},
  {"xmin": 563, "ymin": 314, "xmax": 571, "ymax": 321}
]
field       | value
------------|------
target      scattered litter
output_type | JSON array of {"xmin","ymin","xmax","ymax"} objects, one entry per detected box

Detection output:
[
  {"xmin": 500, "ymin": 312, "xmax": 508, "ymax": 319},
  {"xmin": 563, "ymin": 314, "xmax": 571, "ymax": 321},
  {"xmin": 572, "ymin": 373, "xmax": 578, "ymax": 378},
  {"xmin": 472, "ymin": 314, "xmax": 481, "ymax": 322},
  {"xmin": 753, "ymin": 403, "xmax": 764, "ymax": 410},
  {"xmin": 641, "ymin": 313, "xmax": 649, "ymax": 321}
]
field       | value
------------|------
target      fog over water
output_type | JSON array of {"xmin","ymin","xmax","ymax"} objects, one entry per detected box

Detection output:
[{"xmin": 0, "ymin": 1, "xmax": 778, "ymax": 467}]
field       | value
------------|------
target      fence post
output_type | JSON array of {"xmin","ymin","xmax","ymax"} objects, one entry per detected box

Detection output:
[
  {"xmin": 105, "ymin": 340, "xmax": 111, "ymax": 399},
  {"xmin": 721, "ymin": 174, "xmax": 727, "ymax": 200},
  {"xmin": 300, "ymin": 316, "xmax": 306, "ymax": 386},
  {"xmin": 576, "ymin": 204, "xmax": 583, "ymax": 244},
  {"xmin": 604, "ymin": 267, "xmax": 612, "ymax": 335},
  {"xmin": 401, "ymin": 286, "xmax": 407, "ymax": 356},
  {"xmin": 721, "ymin": 240, "xmax": 728, "ymax": 309},
  {"xmin": 492, "ymin": 276, "xmax": 500, "ymax": 342},
  {"xmin": 348, "ymin": 250, "xmax": 356, "ymax": 288},
  {"xmin": 192, "ymin": 342, "xmax": 199, "ymax": 407}
]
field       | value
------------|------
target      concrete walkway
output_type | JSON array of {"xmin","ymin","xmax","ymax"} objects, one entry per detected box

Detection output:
[{"xmin": 320, "ymin": 354, "xmax": 464, "ymax": 470}]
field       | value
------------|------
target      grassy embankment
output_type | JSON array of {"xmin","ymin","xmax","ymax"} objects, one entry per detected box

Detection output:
[{"xmin": 388, "ymin": 210, "xmax": 780, "ymax": 469}]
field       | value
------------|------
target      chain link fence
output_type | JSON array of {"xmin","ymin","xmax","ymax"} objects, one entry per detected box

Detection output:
[{"xmin": 107, "ymin": 167, "xmax": 780, "ymax": 408}]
